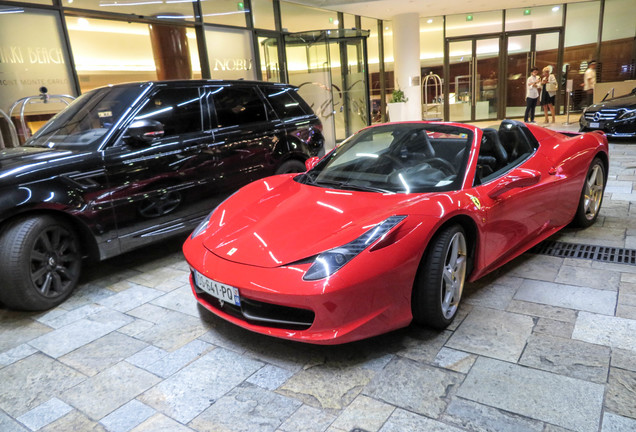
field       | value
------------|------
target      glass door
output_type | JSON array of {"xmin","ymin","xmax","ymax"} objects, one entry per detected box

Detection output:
[
  {"xmin": 447, "ymin": 37, "xmax": 500, "ymax": 122},
  {"xmin": 258, "ymin": 35, "xmax": 281, "ymax": 83},
  {"xmin": 505, "ymin": 31, "xmax": 560, "ymax": 118},
  {"xmin": 285, "ymin": 30, "xmax": 370, "ymax": 149}
]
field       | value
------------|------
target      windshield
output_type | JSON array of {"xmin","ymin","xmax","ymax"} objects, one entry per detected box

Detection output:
[
  {"xmin": 297, "ymin": 123, "xmax": 474, "ymax": 194},
  {"xmin": 25, "ymin": 85, "xmax": 147, "ymax": 149}
]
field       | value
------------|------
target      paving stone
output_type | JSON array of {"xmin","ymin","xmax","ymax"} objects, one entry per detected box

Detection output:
[
  {"xmin": 532, "ymin": 317, "xmax": 575, "ymax": 338},
  {"xmin": 28, "ymin": 309, "xmax": 133, "ymax": 358},
  {"xmin": 0, "ymin": 353, "xmax": 86, "ymax": 418},
  {"xmin": 59, "ymin": 332, "xmax": 148, "ymax": 376},
  {"xmin": 99, "ymin": 400, "xmax": 155, "ymax": 432},
  {"xmin": 446, "ymin": 307, "xmax": 534, "ymax": 362},
  {"xmin": 279, "ymin": 361, "xmax": 374, "ymax": 410},
  {"xmin": 16, "ymin": 398, "xmax": 73, "ymax": 431},
  {"xmin": 396, "ymin": 329, "xmax": 451, "ymax": 363},
  {"xmin": 464, "ymin": 283, "xmax": 518, "ymax": 310},
  {"xmin": 432, "ymin": 347, "xmax": 477, "ymax": 374},
  {"xmin": 330, "ymin": 395, "xmax": 394, "ymax": 432},
  {"xmin": 139, "ymin": 347, "xmax": 263, "ymax": 423},
  {"xmin": 572, "ymin": 311, "xmax": 636, "ymax": 351},
  {"xmin": 519, "ymin": 334, "xmax": 610, "ymax": 383},
  {"xmin": 133, "ymin": 310, "xmax": 209, "ymax": 351},
  {"xmin": 363, "ymin": 357, "xmax": 461, "ymax": 418},
  {"xmin": 150, "ymin": 286, "xmax": 201, "ymax": 317},
  {"xmin": 190, "ymin": 383, "xmax": 302, "ymax": 432},
  {"xmin": 126, "ymin": 304, "xmax": 175, "ymax": 324},
  {"xmin": 0, "ymin": 314, "xmax": 52, "ymax": 353},
  {"xmin": 443, "ymin": 398, "xmax": 544, "ymax": 432},
  {"xmin": 611, "ymin": 348, "xmax": 636, "ymax": 372},
  {"xmin": 555, "ymin": 265, "xmax": 620, "ymax": 291},
  {"xmin": 378, "ymin": 408, "xmax": 465, "ymax": 432},
  {"xmin": 457, "ymin": 357, "xmax": 605, "ymax": 432},
  {"xmin": 507, "ymin": 299, "xmax": 577, "ymax": 323},
  {"xmin": 572, "ymin": 227, "xmax": 626, "ymax": 247},
  {"xmin": 35, "ymin": 303, "xmax": 106, "ymax": 329},
  {"xmin": 503, "ymin": 254, "xmax": 563, "ymax": 282},
  {"xmin": 605, "ymin": 368, "xmax": 636, "ymax": 419},
  {"xmin": 116, "ymin": 319, "xmax": 155, "ymax": 338},
  {"xmin": 278, "ymin": 405, "xmax": 336, "ymax": 432},
  {"xmin": 601, "ymin": 411, "xmax": 636, "ymax": 432},
  {"xmin": 97, "ymin": 284, "xmax": 164, "ymax": 312},
  {"xmin": 60, "ymin": 362, "xmax": 160, "ymax": 420},
  {"xmin": 39, "ymin": 410, "xmax": 106, "ymax": 432},
  {"xmin": 0, "ymin": 344, "xmax": 37, "ymax": 368},
  {"xmin": 247, "ymin": 364, "xmax": 295, "ymax": 390},
  {"xmin": 130, "ymin": 413, "xmax": 193, "ymax": 432},
  {"xmin": 514, "ymin": 280, "xmax": 617, "ymax": 315},
  {"xmin": 0, "ymin": 410, "xmax": 28, "ymax": 432},
  {"xmin": 141, "ymin": 340, "xmax": 212, "ymax": 378},
  {"xmin": 617, "ymin": 304, "xmax": 636, "ymax": 319}
]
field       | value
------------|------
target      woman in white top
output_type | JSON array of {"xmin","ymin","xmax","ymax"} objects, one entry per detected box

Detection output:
[
  {"xmin": 524, "ymin": 67, "xmax": 541, "ymax": 123},
  {"xmin": 540, "ymin": 66, "xmax": 557, "ymax": 123}
]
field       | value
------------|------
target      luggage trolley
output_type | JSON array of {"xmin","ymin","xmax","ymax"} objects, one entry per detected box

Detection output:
[
  {"xmin": 8, "ymin": 86, "xmax": 75, "ymax": 145},
  {"xmin": 422, "ymin": 72, "xmax": 443, "ymax": 120}
]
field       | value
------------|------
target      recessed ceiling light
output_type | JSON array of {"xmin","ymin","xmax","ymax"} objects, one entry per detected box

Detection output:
[
  {"xmin": 552, "ymin": 6, "xmax": 560, "ymax": 12},
  {"xmin": 427, "ymin": 19, "xmax": 433, "ymax": 24}
]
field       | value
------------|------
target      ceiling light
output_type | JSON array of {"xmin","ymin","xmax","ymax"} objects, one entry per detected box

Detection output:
[
  {"xmin": 427, "ymin": 19, "xmax": 433, "ymax": 24},
  {"xmin": 552, "ymin": 6, "xmax": 560, "ymax": 12}
]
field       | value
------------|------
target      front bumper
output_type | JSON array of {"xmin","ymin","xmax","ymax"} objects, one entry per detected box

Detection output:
[{"xmin": 183, "ymin": 241, "xmax": 418, "ymax": 344}]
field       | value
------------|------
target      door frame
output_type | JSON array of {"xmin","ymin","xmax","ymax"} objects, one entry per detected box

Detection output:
[
  {"xmin": 444, "ymin": 32, "xmax": 505, "ymax": 122},
  {"xmin": 502, "ymin": 27, "xmax": 564, "ymax": 119}
]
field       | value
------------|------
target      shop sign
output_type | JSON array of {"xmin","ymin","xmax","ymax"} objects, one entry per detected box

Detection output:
[{"xmin": 212, "ymin": 58, "xmax": 253, "ymax": 72}]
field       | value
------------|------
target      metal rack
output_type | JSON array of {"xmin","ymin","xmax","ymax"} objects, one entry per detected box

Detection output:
[
  {"xmin": 422, "ymin": 72, "xmax": 443, "ymax": 120},
  {"xmin": 7, "ymin": 87, "xmax": 75, "ymax": 144}
]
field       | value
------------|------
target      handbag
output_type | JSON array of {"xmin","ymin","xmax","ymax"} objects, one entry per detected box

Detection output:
[{"xmin": 546, "ymin": 75, "xmax": 558, "ymax": 92}]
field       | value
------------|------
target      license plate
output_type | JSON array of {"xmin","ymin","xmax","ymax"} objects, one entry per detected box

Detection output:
[
  {"xmin": 194, "ymin": 271, "xmax": 241, "ymax": 306},
  {"xmin": 590, "ymin": 122, "xmax": 600, "ymax": 128}
]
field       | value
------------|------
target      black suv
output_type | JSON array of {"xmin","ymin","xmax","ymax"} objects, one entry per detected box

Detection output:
[{"xmin": 0, "ymin": 80, "xmax": 324, "ymax": 310}]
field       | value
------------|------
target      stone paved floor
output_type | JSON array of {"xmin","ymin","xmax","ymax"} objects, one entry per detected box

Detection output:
[{"xmin": 2, "ymin": 123, "xmax": 636, "ymax": 432}]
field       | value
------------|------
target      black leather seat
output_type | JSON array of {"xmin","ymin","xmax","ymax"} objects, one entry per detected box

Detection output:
[{"xmin": 478, "ymin": 128, "xmax": 508, "ymax": 175}]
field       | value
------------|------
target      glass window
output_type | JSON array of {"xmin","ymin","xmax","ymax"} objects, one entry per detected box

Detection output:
[
  {"xmin": 600, "ymin": 0, "xmax": 636, "ymax": 82},
  {"xmin": 212, "ymin": 86, "xmax": 266, "ymax": 127},
  {"xmin": 280, "ymin": 1, "xmax": 339, "ymax": 33},
  {"xmin": 206, "ymin": 27, "xmax": 256, "ymax": 80},
  {"xmin": 258, "ymin": 36, "xmax": 281, "ymax": 82},
  {"xmin": 252, "ymin": 0, "xmax": 276, "ymax": 30},
  {"xmin": 261, "ymin": 85, "xmax": 307, "ymax": 118},
  {"xmin": 135, "ymin": 87, "xmax": 202, "ymax": 136},
  {"xmin": 446, "ymin": 11, "xmax": 502, "ymax": 37},
  {"xmin": 343, "ymin": 13, "xmax": 356, "ymax": 30},
  {"xmin": 200, "ymin": 0, "xmax": 248, "ymax": 27},
  {"xmin": 0, "ymin": 7, "xmax": 75, "ymax": 123},
  {"xmin": 9, "ymin": 0, "xmax": 51, "ymax": 4},
  {"xmin": 564, "ymin": 1, "xmax": 600, "ymax": 108},
  {"xmin": 61, "ymin": 0, "xmax": 197, "ymax": 21},
  {"xmin": 420, "ymin": 16, "xmax": 444, "ymax": 68},
  {"xmin": 506, "ymin": 5, "xmax": 563, "ymax": 31},
  {"xmin": 383, "ymin": 21, "xmax": 394, "ymax": 94}
]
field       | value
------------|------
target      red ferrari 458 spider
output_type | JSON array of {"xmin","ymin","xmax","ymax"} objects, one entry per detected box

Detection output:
[{"xmin": 183, "ymin": 119, "xmax": 608, "ymax": 344}]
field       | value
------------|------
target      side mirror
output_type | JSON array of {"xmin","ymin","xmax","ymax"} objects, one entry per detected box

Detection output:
[
  {"xmin": 305, "ymin": 156, "xmax": 320, "ymax": 171},
  {"xmin": 124, "ymin": 119, "xmax": 164, "ymax": 145},
  {"xmin": 488, "ymin": 168, "xmax": 541, "ymax": 199}
]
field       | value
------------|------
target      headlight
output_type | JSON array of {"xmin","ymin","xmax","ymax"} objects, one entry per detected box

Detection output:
[
  {"xmin": 191, "ymin": 210, "xmax": 214, "ymax": 239},
  {"xmin": 190, "ymin": 191, "xmax": 238, "ymax": 239},
  {"xmin": 303, "ymin": 215, "xmax": 406, "ymax": 281}
]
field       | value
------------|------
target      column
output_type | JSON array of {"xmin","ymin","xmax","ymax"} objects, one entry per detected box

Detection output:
[
  {"xmin": 149, "ymin": 21, "xmax": 192, "ymax": 80},
  {"xmin": 392, "ymin": 13, "xmax": 421, "ymax": 120}
]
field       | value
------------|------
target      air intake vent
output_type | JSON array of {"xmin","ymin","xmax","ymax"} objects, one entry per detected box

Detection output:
[{"xmin": 530, "ymin": 240, "xmax": 636, "ymax": 265}]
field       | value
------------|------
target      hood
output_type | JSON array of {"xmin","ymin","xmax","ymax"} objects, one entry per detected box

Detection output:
[
  {"xmin": 201, "ymin": 176, "xmax": 426, "ymax": 268},
  {"xmin": 587, "ymin": 92, "xmax": 636, "ymax": 111},
  {"xmin": 0, "ymin": 146, "xmax": 90, "ymax": 185}
]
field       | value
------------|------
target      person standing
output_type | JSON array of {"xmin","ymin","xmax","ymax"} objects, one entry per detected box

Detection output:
[
  {"xmin": 541, "ymin": 66, "xmax": 557, "ymax": 123},
  {"xmin": 525, "ymin": 67, "xmax": 541, "ymax": 123},
  {"xmin": 582, "ymin": 60, "xmax": 597, "ymax": 107}
]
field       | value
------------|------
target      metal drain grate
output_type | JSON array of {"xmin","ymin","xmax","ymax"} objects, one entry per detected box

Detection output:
[{"xmin": 530, "ymin": 240, "xmax": 636, "ymax": 265}]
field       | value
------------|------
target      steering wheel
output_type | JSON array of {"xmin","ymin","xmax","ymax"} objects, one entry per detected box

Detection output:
[{"xmin": 426, "ymin": 157, "xmax": 456, "ymax": 176}]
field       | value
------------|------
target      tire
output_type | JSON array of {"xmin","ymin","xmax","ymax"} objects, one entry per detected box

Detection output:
[
  {"xmin": 275, "ymin": 159, "xmax": 306, "ymax": 175},
  {"xmin": 412, "ymin": 224, "xmax": 468, "ymax": 329},
  {"xmin": 571, "ymin": 157, "xmax": 605, "ymax": 228},
  {"xmin": 0, "ymin": 215, "xmax": 82, "ymax": 310}
]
